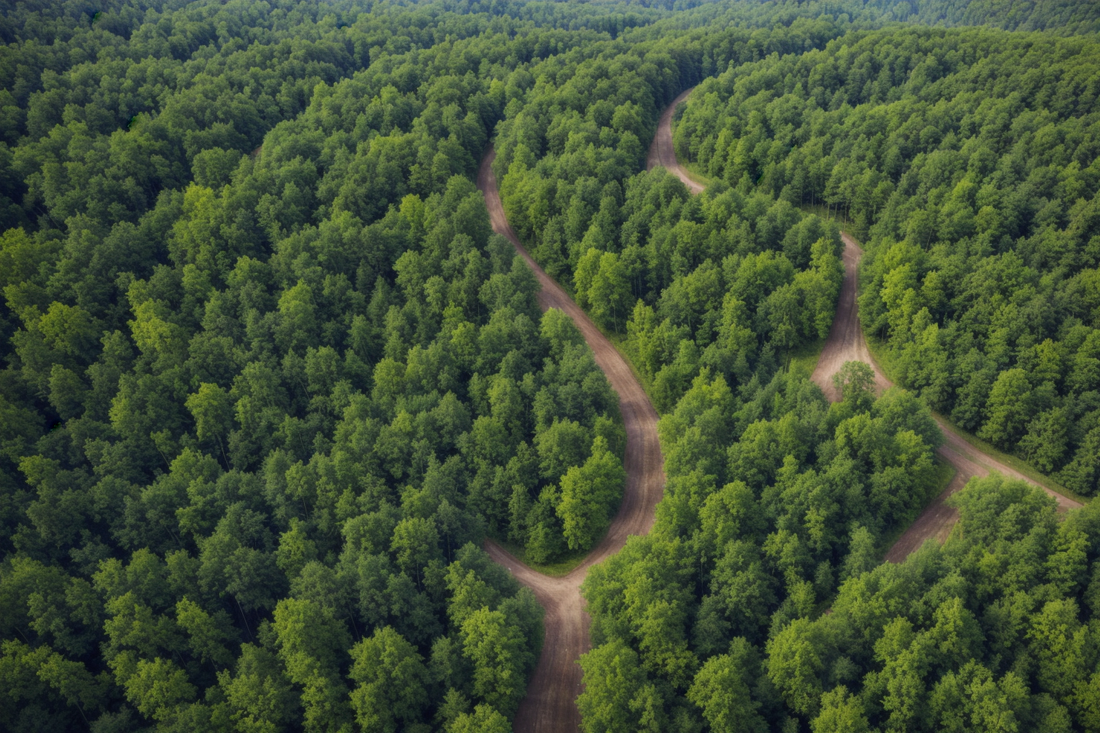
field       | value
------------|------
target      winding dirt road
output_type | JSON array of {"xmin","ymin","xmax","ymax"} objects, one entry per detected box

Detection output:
[
  {"xmin": 648, "ymin": 90, "xmax": 1081, "ymax": 564},
  {"xmin": 478, "ymin": 150, "xmax": 665, "ymax": 732},
  {"xmin": 647, "ymin": 88, "xmax": 705, "ymax": 195},
  {"xmin": 816, "ymin": 234, "xmax": 1081, "ymax": 562}
]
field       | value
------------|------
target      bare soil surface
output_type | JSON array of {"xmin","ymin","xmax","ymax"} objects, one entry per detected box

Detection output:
[
  {"xmin": 478, "ymin": 149, "xmax": 666, "ymax": 733},
  {"xmin": 809, "ymin": 234, "xmax": 891, "ymax": 400},
  {"xmin": 646, "ymin": 88, "xmax": 705, "ymax": 193},
  {"xmin": 651, "ymin": 90, "xmax": 1081, "ymax": 565}
]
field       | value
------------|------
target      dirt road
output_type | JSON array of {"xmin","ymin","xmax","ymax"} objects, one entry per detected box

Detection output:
[
  {"xmin": 647, "ymin": 88, "xmax": 706, "ymax": 194},
  {"xmin": 819, "ymin": 235, "xmax": 1081, "ymax": 562},
  {"xmin": 478, "ymin": 149, "xmax": 666, "ymax": 732},
  {"xmin": 649, "ymin": 90, "xmax": 1081, "ymax": 564},
  {"xmin": 809, "ymin": 234, "xmax": 891, "ymax": 401}
]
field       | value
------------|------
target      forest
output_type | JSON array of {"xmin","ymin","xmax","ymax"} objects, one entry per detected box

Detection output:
[
  {"xmin": 2, "ymin": 0, "xmax": 1100, "ymax": 732},
  {"xmin": 675, "ymin": 28, "xmax": 1100, "ymax": 496},
  {"xmin": 0, "ymin": 2, "xmax": 640, "ymax": 730}
]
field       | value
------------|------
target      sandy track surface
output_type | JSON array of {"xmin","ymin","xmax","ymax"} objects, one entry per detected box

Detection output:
[
  {"xmin": 650, "ymin": 90, "xmax": 1081, "ymax": 565},
  {"xmin": 647, "ymin": 88, "xmax": 706, "ymax": 194},
  {"xmin": 478, "ymin": 149, "xmax": 666, "ymax": 732}
]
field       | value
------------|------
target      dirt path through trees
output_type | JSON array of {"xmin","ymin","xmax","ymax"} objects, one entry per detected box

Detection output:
[
  {"xmin": 648, "ymin": 90, "xmax": 1080, "ymax": 564},
  {"xmin": 647, "ymin": 87, "xmax": 705, "ymax": 195},
  {"xmin": 478, "ymin": 149, "xmax": 666, "ymax": 733},
  {"xmin": 818, "ymin": 235, "xmax": 1081, "ymax": 561}
]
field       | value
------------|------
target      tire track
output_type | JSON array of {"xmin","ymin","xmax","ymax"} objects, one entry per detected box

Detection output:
[
  {"xmin": 648, "ymin": 90, "xmax": 1081, "ymax": 564},
  {"xmin": 478, "ymin": 149, "xmax": 666, "ymax": 732}
]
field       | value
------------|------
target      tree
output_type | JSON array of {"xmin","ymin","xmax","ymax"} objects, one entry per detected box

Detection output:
[
  {"xmin": 272, "ymin": 598, "xmax": 352, "ymax": 733},
  {"xmin": 218, "ymin": 644, "xmax": 301, "ymax": 733},
  {"xmin": 122, "ymin": 657, "xmax": 197, "ymax": 723},
  {"xmin": 186, "ymin": 383, "xmax": 234, "ymax": 466},
  {"xmin": 1018, "ymin": 408, "xmax": 1069, "ymax": 475},
  {"xmin": 541, "ymin": 308, "xmax": 585, "ymax": 357},
  {"xmin": 349, "ymin": 627, "xmax": 430, "ymax": 733},
  {"xmin": 175, "ymin": 598, "xmax": 236, "ymax": 669},
  {"xmin": 577, "ymin": 639, "xmax": 648, "ymax": 733},
  {"xmin": 688, "ymin": 639, "xmax": 767, "ymax": 733},
  {"xmin": 841, "ymin": 526, "xmax": 878, "ymax": 582},
  {"xmin": 557, "ymin": 436, "xmax": 625, "ymax": 551},
  {"xmin": 391, "ymin": 517, "xmax": 440, "ymax": 585},
  {"xmin": 447, "ymin": 704, "xmax": 511, "ymax": 733},
  {"xmin": 978, "ymin": 369, "xmax": 1032, "ymax": 450},
  {"xmin": 1028, "ymin": 599, "xmax": 1093, "ymax": 702},
  {"xmin": 534, "ymin": 419, "xmax": 591, "ymax": 481},
  {"xmin": 589, "ymin": 251, "xmax": 631, "ymax": 330},
  {"xmin": 832, "ymin": 361, "xmax": 876, "ymax": 409},
  {"xmin": 574, "ymin": 247, "xmax": 603, "ymax": 308},
  {"xmin": 1074, "ymin": 672, "xmax": 1100, "ymax": 732},
  {"xmin": 766, "ymin": 618, "xmax": 825, "ymax": 718},
  {"xmin": 812, "ymin": 686, "xmax": 870, "ymax": 733},
  {"xmin": 460, "ymin": 607, "xmax": 529, "ymax": 718}
]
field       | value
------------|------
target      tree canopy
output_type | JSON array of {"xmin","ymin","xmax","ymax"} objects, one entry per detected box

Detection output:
[{"xmin": 3, "ymin": 0, "xmax": 1100, "ymax": 731}]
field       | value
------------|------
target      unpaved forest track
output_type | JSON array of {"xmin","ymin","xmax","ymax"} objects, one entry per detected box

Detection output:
[
  {"xmin": 478, "ymin": 150, "xmax": 666, "ymax": 733},
  {"xmin": 818, "ymin": 235, "xmax": 1081, "ymax": 562},
  {"xmin": 647, "ymin": 88, "xmax": 705, "ymax": 195},
  {"xmin": 648, "ymin": 90, "xmax": 1081, "ymax": 564}
]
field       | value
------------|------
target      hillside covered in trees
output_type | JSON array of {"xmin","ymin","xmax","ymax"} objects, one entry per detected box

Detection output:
[{"xmin": 2, "ymin": 0, "xmax": 1100, "ymax": 732}]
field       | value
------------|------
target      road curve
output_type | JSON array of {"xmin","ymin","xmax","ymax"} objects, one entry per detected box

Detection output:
[
  {"xmin": 647, "ymin": 88, "xmax": 706, "ymax": 195},
  {"xmin": 478, "ymin": 149, "xmax": 666, "ymax": 732},
  {"xmin": 648, "ymin": 90, "xmax": 1082, "ymax": 564},
  {"xmin": 816, "ymin": 234, "xmax": 1081, "ymax": 562}
]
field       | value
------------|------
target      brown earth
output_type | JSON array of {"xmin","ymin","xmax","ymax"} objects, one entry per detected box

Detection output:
[
  {"xmin": 647, "ymin": 87, "xmax": 705, "ymax": 195},
  {"xmin": 649, "ymin": 90, "xmax": 1082, "ymax": 565},
  {"xmin": 478, "ymin": 149, "xmax": 666, "ymax": 732}
]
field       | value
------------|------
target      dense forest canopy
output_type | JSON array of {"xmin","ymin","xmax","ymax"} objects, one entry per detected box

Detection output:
[
  {"xmin": 675, "ymin": 28, "xmax": 1100, "ymax": 496},
  {"xmin": 578, "ymin": 369, "xmax": 951, "ymax": 730},
  {"xmin": 571, "ymin": 18, "xmax": 1100, "ymax": 733},
  {"xmin": 493, "ymin": 17, "xmax": 847, "ymax": 409},
  {"xmin": 2, "ymin": 0, "xmax": 1100, "ymax": 731},
  {"xmin": 0, "ymin": 2, "xmax": 645, "ymax": 730},
  {"xmin": 846, "ymin": 0, "xmax": 1100, "ymax": 34}
]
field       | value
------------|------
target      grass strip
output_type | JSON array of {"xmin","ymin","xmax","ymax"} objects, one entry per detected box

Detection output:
[{"xmin": 492, "ymin": 537, "xmax": 591, "ymax": 578}]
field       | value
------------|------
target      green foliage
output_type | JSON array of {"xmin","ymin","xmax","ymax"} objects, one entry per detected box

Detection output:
[
  {"xmin": 558, "ymin": 436, "xmax": 627, "ymax": 550},
  {"xmin": 0, "ymin": 2, "xmax": 661, "ymax": 728},
  {"xmin": 349, "ymin": 626, "xmax": 430, "ymax": 733},
  {"xmin": 581, "ymin": 370, "xmax": 946, "ymax": 728},
  {"xmin": 494, "ymin": 28, "xmax": 847, "ymax": 409},
  {"xmin": 678, "ymin": 26, "xmax": 1100, "ymax": 492},
  {"xmin": 2, "ymin": 1, "xmax": 1099, "ymax": 731},
  {"xmin": 758, "ymin": 477, "xmax": 1100, "ymax": 732}
]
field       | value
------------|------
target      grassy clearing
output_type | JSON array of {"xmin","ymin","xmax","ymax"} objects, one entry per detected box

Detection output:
[
  {"xmin": 787, "ymin": 337, "xmax": 826, "ymax": 380},
  {"xmin": 680, "ymin": 159, "xmax": 713, "ymax": 188},
  {"xmin": 493, "ymin": 537, "xmax": 591, "ymax": 578}
]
